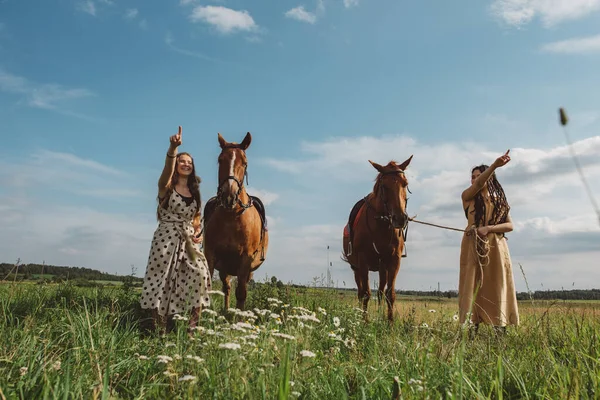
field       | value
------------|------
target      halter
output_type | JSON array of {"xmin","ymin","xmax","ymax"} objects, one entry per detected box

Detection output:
[
  {"xmin": 364, "ymin": 169, "xmax": 410, "ymax": 230},
  {"xmin": 362, "ymin": 168, "xmax": 411, "ymax": 258},
  {"xmin": 216, "ymin": 153, "xmax": 252, "ymax": 211}
]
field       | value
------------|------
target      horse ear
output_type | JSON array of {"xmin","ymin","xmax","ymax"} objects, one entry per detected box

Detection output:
[
  {"xmin": 399, "ymin": 155, "xmax": 413, "ymax": 170},
  {"xmin": 240, "ymin": 132, "xmax": 252, "ymax": 150},
  {"xmin": 218, "ymin": 133, "xmax": 227, "ymax": 149},
  {"xmin": 368, "ymin": 160, "xmax": 383, "ymax": 172}
]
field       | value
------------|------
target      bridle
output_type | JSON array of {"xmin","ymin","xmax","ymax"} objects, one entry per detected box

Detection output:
[
  {"xmin": 362, "ymin": 169, "xmax": 412, "ymax": 257},
  {"xmin": 216, "ymin": 149, "xmax": 253, "ymax": 211},
  {"xmin": 364, "ymin": 169, "xmax": 411, "ymax": 230}
]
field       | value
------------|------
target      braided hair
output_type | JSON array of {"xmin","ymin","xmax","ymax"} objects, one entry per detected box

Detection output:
[{"xmin": 471, "ymin": 164, "xmax": 510, "ymax": 228}]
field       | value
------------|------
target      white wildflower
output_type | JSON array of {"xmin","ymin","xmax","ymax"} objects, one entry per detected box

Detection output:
[
  {"xmin": 333, "ymin": 317, "xmax": 340, "ymax": 327},
  {"xmin": 157, "ymin": 355, "xmax": 173, "ymax": 364},
  {"xmin": 52, "ymin": 360, "xmax": 62, "ymax": 370},
  {"xmin": 178, "ymin": 375, "xmax": 197, "ymax": 382},
  {"xmin": 173, "ymin": 314, "xmax": 188, "ymax": 321},
  {"xmin": 202, "ymin": 309, "xmax": 218, "ymax": 316},
  {"xmin": 421, "ymin": 323, "xmax": 429, "ymax": 328},
  {"xmin": 428, "ymin": 309, "xmax": 436, "ymax": 313},
  {"xmin": 138, "ymin": 355, "xmax": 149, "ymax": 361},
  {"xmin": 272, "ymin": 332, "xmax": 296, "ymax": 340},
  {"xmin": 20, "ymin": 367, "xmax": 28, "ymax": 376},
  {"xmin": 300, "ymin": 350, "xmax": 316, "ymax": 358},
  {"xmin": 219, "ymin": 343, "xmax": 241, "ymax": 350},
  {"xmin": 453, "ymin": 314, "xmax": 459, "ymax": 321},
  {"xmin": 165, "ymin": 342, "xmax": 176, "ymax": 348},
  {"xmin": 174, "ymin": 354, "xmax": 182, "ymax": 360},
  {"xmin": 318, "ymin": 307, "xmax": 327, "ymax": 315},
  {"xmin": 186, "ymin": 355, "xmax": 204, "ymax": 363},
  {"xmin": 291, "ymin": 392, "xmax": 301, "ymax": 397}
]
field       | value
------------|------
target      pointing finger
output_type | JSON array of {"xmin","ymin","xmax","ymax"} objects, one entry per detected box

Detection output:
[{"xmin": 178, "ymin": 126, "xmax": 182, "ymax": 137}]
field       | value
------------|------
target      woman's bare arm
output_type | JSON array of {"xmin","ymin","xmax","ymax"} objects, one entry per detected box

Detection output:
[{"xmin": 158, "ymin": 126, "xmax": 182, "ymax": 199}]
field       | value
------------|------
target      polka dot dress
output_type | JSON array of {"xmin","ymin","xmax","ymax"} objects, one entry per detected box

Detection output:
[{"xmin": 140, "ymin": 190, "xmax": 212, "ymax": 316}]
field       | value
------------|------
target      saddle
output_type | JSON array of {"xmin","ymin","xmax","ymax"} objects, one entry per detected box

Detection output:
[
  {"xmin": 343, "ymin": 197, "xmax": 367, "ymax": 242},
  {"xmin": 343, "ymin": 195, "xmax": 408, "ymax": 258},
  {"xmin": 202, "ymin": 195, "xmax": 268, "ymax": 236}
]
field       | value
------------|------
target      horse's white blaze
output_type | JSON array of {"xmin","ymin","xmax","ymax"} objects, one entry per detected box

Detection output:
[{"xmin": 227, "ymin": 151, "xmax": 236, "ymax": 192}]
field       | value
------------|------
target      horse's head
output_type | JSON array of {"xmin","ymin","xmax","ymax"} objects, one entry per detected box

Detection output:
[
  {"xmin": 217, "ymin": 132, "xmax": 252, "ymax": 209},
  {"xmin": 368, "ymin": 155, "xmax": 413, "ymax": 230}
]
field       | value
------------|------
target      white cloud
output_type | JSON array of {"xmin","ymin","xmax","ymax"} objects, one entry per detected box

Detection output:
[
  {"xmin": 344, "ymin": 0, "xmax": 359, "ymax": 8},
  {"xmin": 124, "ymin": 8, "xmax": 139, "ymax": 20},
  {"xmin": 260, "ymin": 132, "xmax": 600, "ymax": 290},
  {"xmin": 285, "ymin": 7, "xmax": 317, "ymax": 24},
  {"xmin": 490, "ymin": 0, "xmax": 600, "ymax": 27},
  {"xmin": 2, "ymin": 131, "xmax": 598, "ymax": 291},
  {"xmin": 540, "ymin": 34, "xmax": 600, "ymax": 54},
  {"xmin": 189, "ymin": 6, "xmax": 258, "ymax": 34},
  {"xmin": 0, "ymin": 68, "xmax": 95, "ymax": 117},
  {"xmin": 246, "ymin": 187, "xmax": 280, "ymax": 206},
  {"xmin": 285, "ymin": 0, "xmax": 325, "ymax": 24},
  {"xmin": 77, "ymin": 0, "xmax": 96, "ymax": 16}
]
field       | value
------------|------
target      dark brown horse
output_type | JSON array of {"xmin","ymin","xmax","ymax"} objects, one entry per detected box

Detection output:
[
  {"xmin": 342, "ymin": 156, "xmax": 413, "ymax": 322},
  {"xmin": 203, "ymin": 132, "xmax": 269, "ymax": 311}
]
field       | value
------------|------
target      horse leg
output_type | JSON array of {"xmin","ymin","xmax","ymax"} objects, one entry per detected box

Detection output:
[
  {"xmin": 220, "ymin": 272, "xmax": 231, "ymax": 312},
  {"xmin": 385, "ymin": 260, "xmax": 400, "ymax": 323},
  {"xmin": 377, "ymin": 269, "xmax": 387, "ymax": 307},
  {"xmin": 235, "ymin": 267, "xmax": 250, "ymax": 311}
]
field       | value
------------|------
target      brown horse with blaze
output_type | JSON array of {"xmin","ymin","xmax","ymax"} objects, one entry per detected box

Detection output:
[
  {"xmin": 342, "ymin": 156, "xmax": 413, "ymax": 322},
  {"xmin": 203, "ymin": 132, "xmax": 269, "ymax": 311}
]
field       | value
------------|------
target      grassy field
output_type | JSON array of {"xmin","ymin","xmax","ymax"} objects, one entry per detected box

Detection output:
[{"xmin": 1, "ymin": 280, "xmax": 599, "ymax": 399}]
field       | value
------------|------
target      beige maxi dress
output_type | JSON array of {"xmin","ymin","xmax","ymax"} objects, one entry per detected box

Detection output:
[
  {"xmin": 458, "ymin": 195, "xmax": 519, "ymax": 327},
  {"xmin": 140, "ymin": 190, "xmax": 212, "ymax": 317}
]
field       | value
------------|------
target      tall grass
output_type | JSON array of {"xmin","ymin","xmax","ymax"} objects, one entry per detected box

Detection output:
[{"xmin": 0, "ymin": 281, "xmax": 598, "ymax": 399}]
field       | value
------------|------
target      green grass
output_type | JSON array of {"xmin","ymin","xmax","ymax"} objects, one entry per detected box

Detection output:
[{"xmin": 0, "ymin": 281, "xmax": 599, "ymax": 399}]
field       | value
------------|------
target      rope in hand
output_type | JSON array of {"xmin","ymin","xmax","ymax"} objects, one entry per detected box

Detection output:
[
  {"xmin": 407, "ymin": 216, "xmax": 490, "ymax": 287},
  {"xmin": 559, "ymin": 108, "xmax": 600, "ymax": 227}
]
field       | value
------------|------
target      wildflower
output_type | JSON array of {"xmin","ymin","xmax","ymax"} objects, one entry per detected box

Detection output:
[
  {"xmin": 52, "ymin": 360, "xmax": 62, "ymax": 371},
  {"xmin": 165, "ymin": 342, "xmax": 176, "ymax": 348},
  {"xmin": 186, "ymin": 355, "xmax": 204, "ymax": 363},
  {"xmin": 219, "ymin": 343, "xmax": 241, "ymax": 350},
  {"xmin": 428, "ymin": 309, "xmax": 436, "ymax": 313},
  {"xmin": 174, "ymin": 354, "xmax": 182, "ymax": 360},
  {"xmin": 318, "ymin": 307, "xmax": 327, "ymax": 315},
  {"xmin": 300, "ymin": 350, "xmax": 316, "ymax": 358},
  {"xmin": 173, "ymin": 314, "xmax": 188, "ymax": 321},
  {"xmin": 272, "ymin": 332, "xmax": 296, "ymax": 340},
  {"xmin": 138, "ymin": 355, "xmax": 149, "ymax": 361},
  {"xmin": 291, "ymin": 391, "xmax": 301, "ymax": 397},
  {"xmin": 157, "ymin": 355, "xmax": 173, "ymax": 364},
  {"xmin": 453, "ymin": 315, "xmax": 459, "ymax": 321},
  {"xmin": 421, "ymin": 323, "xmax": 429, "ymax": 328},
  {"xmin": 202, "ymin": 309, "xmax": 218, "ymax": 317},
  {"xmin": 178, "ymin": 375, "xmax": 197, "ymax": 382},
  {"xmin": 163, "ymin": 371, "xmax": 177, "ymax": 377},
  {"xmin": 20, "ymin": 367, "xmax": 28, "ymax": 376},
  {"xmin": 333, "ymin": 317, "xmax": 340, "ymax": 327},
  {"xmin": 235, "ymin": 322, "xmax": 254, "ymax": 330}
]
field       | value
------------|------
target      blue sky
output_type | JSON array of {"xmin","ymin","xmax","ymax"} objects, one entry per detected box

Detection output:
[{"xmin": 1, "ymin": 0, "xmax": 600, "ymax": 292}]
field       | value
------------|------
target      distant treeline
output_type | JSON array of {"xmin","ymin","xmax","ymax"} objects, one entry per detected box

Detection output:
[
  {"xmin": 315, "ymin": 287, "xmax": 600, "ymax": 301},
  {"xmin": 0, "ymin": 263, "xmax": 143, "ymax": 283}
]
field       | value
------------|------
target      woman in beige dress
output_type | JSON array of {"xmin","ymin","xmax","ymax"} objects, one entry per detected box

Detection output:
[
  {"xmin": 458, "ymin": 150, "xmax": 519, "ymax": 333},
  {"xmin": 140, "ymin": 126, "xmax": 212, "ymax": 333}
]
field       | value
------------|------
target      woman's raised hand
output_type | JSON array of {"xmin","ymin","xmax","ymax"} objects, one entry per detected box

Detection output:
[
  {"xmin": 170, "ymin": 126, "xmax": 183, "ymax": 148},
  {"xmin": 492, "ymin": 149, "xmax": 511, "ymax": 168}
]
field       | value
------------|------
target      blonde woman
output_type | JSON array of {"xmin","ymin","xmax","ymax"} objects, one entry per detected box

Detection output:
[{"xmin": 140, "ymin": 126, "xmax": 212, "ymax": 333}]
